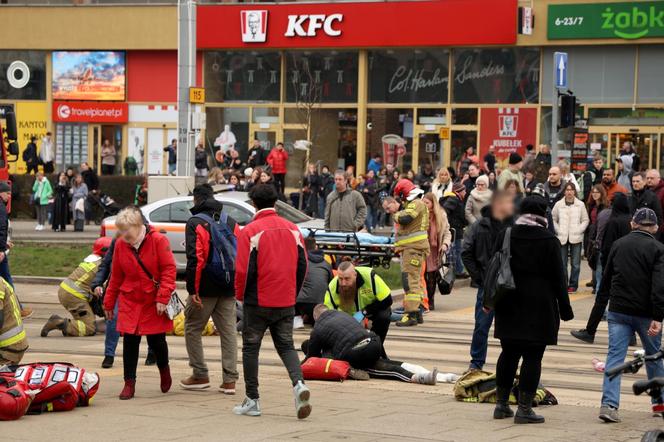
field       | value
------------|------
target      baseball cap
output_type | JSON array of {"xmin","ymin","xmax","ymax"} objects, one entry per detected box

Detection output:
[{"xmin": 632, "ymin": 207, "xmax": 658, "ymax": 226}]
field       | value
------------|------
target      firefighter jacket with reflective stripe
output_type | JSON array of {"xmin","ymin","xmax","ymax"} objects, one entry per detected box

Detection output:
[
  {"xmin": 324, "ymin": 267, "xmax": 392, "ymax": 316},
  {"xmin": 394, "ymin": 198, "xmax": 430, "ymax": 250},
  {"xmin": 59, "ymin": 255, "xmax": 101, "ymax": 301},
  {"xmin": 0, "ymin": 279, "xmax": 27, "ymax": 353}
]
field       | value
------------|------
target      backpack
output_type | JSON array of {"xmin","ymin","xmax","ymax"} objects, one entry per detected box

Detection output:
[
  {"xmin": 194, "ymin": 213, "xmax": 237, "ymax": 289},
  {"xmin": 482, "ymin": 227, "xmax": 516, "ymax": 309}
]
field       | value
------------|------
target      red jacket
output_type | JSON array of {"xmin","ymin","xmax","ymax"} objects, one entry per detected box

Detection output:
[
  {"xmin": 104, "ymin": 227, "xmax": 177, "ymax": 335},
  {"xmin": 266, "ymin": 148, "xmax": 289, "ymax": 174},
  {"xmin": 235, "ymin": 208, "xmax": 307, "ymax": 307}
]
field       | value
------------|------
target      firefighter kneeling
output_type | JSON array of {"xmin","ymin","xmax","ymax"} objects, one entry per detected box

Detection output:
[
  {"xmin": 41, "ymin": 237, "xmax": 112, "ymax": 337},
  {"xmin": 382, "ymin": 179, "xmax": 429, "ymax": 327}
]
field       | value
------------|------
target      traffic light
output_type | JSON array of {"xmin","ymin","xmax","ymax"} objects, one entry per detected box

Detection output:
[{"xmin": 559, "ymin": 94, "xmax": 577, "ymax": 129}]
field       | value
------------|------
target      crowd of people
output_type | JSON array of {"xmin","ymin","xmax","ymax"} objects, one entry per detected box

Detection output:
[{"xmin": 3, "ymin": 138, "xmax": 664, "ymax": 425}]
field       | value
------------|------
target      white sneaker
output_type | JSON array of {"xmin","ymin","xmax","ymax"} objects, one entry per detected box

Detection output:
[
  {"xmin": 35, "ymin": 225, "xmax": 40, "ymax": 230},
  {"xmin": 293, "ymin": 380, "xmax": 311, "ymax": 419},
  {"xmin": 233, "ymin": 397, "xmax": 261, "ymax": 416},
  {"xmin": 293, "ymin": 315, "xmax": 304, "ymax": 330}
]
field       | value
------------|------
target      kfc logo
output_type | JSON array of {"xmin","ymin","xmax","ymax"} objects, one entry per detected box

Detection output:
[
  {"xmin": 499, "ymin": 109, "xmax": 519, "ymax": 138},
  {"xmin": 241, "ymin": 10, "xmax": 268, "ymax": 43},
  {"xmin": 285, "ymin": 14, "xmax": 343, "ymax": 37},
  {"xmin": 57, "ymin": 104, "xmax": 71, "ymax": 120}
]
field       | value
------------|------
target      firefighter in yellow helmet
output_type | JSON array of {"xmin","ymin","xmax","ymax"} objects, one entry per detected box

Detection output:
[
  {"xmin": 41, "ymin": 237, "xmax": 112, "ymax": 337},
  {"xmin": 0, "ymin": 277, "xmax": 28, "ymax": 366},
  {"xmin": 382, "ymin": 179, "xmax": 429, "ymax": 327}
]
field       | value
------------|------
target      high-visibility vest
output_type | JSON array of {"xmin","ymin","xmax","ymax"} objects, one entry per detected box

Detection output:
[
  {"xmin": 59, "ymin": 257, "xmax": 100, "ymax": 301},
  {"xmin": 0, "ymin": 279, "xmax": 27, "ymax": 351},
  {"xmin": 394, "ymin": 199, "xmax": 429, "ymax": 249},
  {"xmin": 324, "ymin": 266, "xmax": 391, "ymax": 315}
]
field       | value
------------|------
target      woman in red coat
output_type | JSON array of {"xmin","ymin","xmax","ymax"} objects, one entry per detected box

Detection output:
[{"xmin": 103, "ymin": 206, "xmax": 177, "ymax": 400}]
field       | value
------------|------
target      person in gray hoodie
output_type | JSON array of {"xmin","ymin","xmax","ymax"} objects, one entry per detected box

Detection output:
[
  {"xmin": 616, "ymin": 155, "xmax": 633, "ymax": 194},
  {"xmin": 296, "ymin": 237, "xmax": 333, "ymax": 324}
]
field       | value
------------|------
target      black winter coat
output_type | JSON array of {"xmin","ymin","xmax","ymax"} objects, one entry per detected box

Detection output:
[
  {"xmin": 297, "ymin": 250, "xmax": 333, "ymax": 305},
  {"xmin": 461, "ymin": 205, "xmax": 513, "ymax": 286},
  {"xmin": 306, "ymin": 310, "xmax": 374, "ymax": 360},
  {"xmin": 493, "ymin": 225, "xmax": 574, "ymax": 345},
  {"xmin": 630, "ymin": 188, "xmax": 663, "ymax": 225},
  {"xmin": 594, "ymin": 230, "xmax": 664, "ymax": 321},
  {"xmin": 0, "ymin": 200, "xmax": 8, "ymax": 253},
  {"xmin": 81, "ymin": 169, "xmax": 99, "ymax": 192},
  {"xmin": 91, "ymin": 238, "xmax": 116, "ymax": 291},
  {"xmin": 601, "ymin": 193, "xmax": 632, "ymax": 268},
  {"xmin": 441, "ymin": 194, "xmax": 467, "ymax": 236}
]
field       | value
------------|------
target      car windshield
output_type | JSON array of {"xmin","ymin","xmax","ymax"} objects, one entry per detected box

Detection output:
[{"xmin": 244, "ymin": 200, "xmax": 312, "ymax": 224}]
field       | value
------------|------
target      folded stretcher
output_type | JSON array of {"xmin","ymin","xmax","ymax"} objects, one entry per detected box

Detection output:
[{"xmin": 300, "ymin": 228, "xmax": 395, "ymax": 268}]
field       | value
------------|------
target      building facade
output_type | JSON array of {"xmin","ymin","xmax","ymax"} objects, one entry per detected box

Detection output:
[{"xmin": 1, "ymin": 0, "xmax": 664, "ymax": 178}]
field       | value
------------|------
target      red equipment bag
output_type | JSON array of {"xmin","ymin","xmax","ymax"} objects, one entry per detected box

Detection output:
[
  {"xmin": 0, "ymin": 376, "xmax": 32, "ymax": 420},
  {"xmin": 301, "ymin": 357, "xmax": 351, "ymax": 382}
]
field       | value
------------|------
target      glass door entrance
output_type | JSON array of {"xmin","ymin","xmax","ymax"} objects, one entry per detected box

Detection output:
[{"xmin": 615, "ymin": 133, "xmax": 659, "ymax": 172}]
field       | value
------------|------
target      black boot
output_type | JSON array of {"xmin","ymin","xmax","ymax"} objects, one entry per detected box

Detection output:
[
  {"xmin": 428, "ymin": 294, "xmax": 435, "ymax": 311},
  {"xmin": 493, "ymin": 386, "xmax": 514, "ymax": 419},
  {"xmin": 417, "ymin": 308, "xmax": 424, "ymax": 324},
  {"xmin": 40, "ymin": 314, "xmax": 66, "ymax": 337},
  {"xmin": 396, "ymin": 312, "xmax": 418, "ymax": 327},
  {"xmin": 514, "ymin": 391, "xmax": 545, "ymax": 424}
]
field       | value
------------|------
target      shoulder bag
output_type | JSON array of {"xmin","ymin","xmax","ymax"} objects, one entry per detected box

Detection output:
[
  {"xmin": 131, "ymin": 248, "xmax": 183, "ymax": 320},
  {"xmin": 482, "ymin": 227, "xmax": 516, "ymax": 309}
]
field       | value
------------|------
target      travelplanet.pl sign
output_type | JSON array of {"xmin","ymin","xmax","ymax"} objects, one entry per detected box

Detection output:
[
  {"xmin": 52, "ymin": 102, "xmax": 128, "ymax": 123},
  {"xmin": 548, "ymin": 1, "xmax": 664, "ymax": 40}
]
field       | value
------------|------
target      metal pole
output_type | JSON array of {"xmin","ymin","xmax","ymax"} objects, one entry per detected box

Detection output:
[
  {"xmin": 176, "ymin": 0, "xmax": 196, "ymax": 177},
  {"xmin": 551, "ymin": 53, "xmax": 559, "ymax": 161}
]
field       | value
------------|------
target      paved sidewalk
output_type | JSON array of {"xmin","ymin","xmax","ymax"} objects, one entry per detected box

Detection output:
[
  {"xmin": 5, "ymin": 274, "xmax": 661, "ymax": 441},
  {"xmin": 10, "ymin": 219, "xmax": 100, "ymax": 243}
]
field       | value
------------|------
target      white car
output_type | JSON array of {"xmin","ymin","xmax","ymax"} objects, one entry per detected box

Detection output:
[{"xmin": 100, "ymin": 190, "xmax": 322, "ymax": 272}]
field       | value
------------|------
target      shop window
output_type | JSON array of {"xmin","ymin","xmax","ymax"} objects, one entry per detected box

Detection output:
[
  {"xmin": 367, "ymin": 108, "xmax": 414, "ymax": 172},
  {"xmin": 205, "ymin": 107, "xmax": 250, "ymax": 160},
  {"xmin": 638, "ymin": 46, "xmax": 664, "ymax": 103},
  {"xmin": 589, "ymin": 108, "xmax": 664, "ymax": 126},
  {"xmin": 369, "ymin": 49, "xmax": 449, "ymax": 103},
  {"xmin": 452, "ymin": 108, "xmax": 478, "ymax": 125},
  {"xmin": 417, "ymin": 108, "xmax": 446, "ymax": 125},
  {"xmin": 55, "ymin": 123, "xmax": 88, "ymax": 172},
  {"xmin": 453, "ymin": 48, "xmax": 540, "ymax": 104},
  {"xmin": 0, "ymin": 51, "xmax": 46, "ymax": 100},
  {"xmin": 539, "ymin": 106, "xmax": 552, "ymax": 147},
  {"xmin": 541, "ymin": 46, "xmax": 635, "ymax": 104},
  {"xmin": 252, "ymin": 107, "xmax": 279, "ymax": 125},
  {"xmin": 286, "ymin": 51, "xmax": 358, "ymax": 103},
  {"xmin": 205, "ymin": 52, "xmax": 280, "ymax": 102},
  {"xmin": 450, "ymin": 130, "xmax": 478, "ymax": 176}
]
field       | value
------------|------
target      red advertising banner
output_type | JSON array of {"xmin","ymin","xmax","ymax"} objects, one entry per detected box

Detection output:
[
  {"xmin": 479, "ymin": 107, "xmax": 537, "ymax": 166},
  {"xmin": 52, "ymin": 101, "xmax": 128, "ymax": 123},
  {"xmin": 197, "ymin": 0, "xmax": 517, "ymax": 49}
]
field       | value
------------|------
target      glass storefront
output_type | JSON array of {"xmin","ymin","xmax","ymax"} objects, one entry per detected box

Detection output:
[
  {"xmin": 204, "ymin": 51, "xmax": 280, "ymax": 102},
  {"xmin": 286, "ymin": 52, "xmax": 358, "ymax": 103}
]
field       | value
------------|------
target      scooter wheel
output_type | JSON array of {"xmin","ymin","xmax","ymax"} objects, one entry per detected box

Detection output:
[{"xmin": 641, "ymin": 430, "xmax": 664, "ymax": 442}]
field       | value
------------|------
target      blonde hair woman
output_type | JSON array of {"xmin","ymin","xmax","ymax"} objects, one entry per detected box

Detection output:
[
  {"xmin": 431, "ymin": 168, "xmax": 454, "ymax": 202},
  {"xmin": 207, "ymin": 167, "xmax": 226, "ymax": 185},
  {"xmin": 103, "ymin": 206, "xmax": 177, "ymax": 400},
  {"xmin": 422, "ymin": 192, "xmax": 452, "ymax": 310}
]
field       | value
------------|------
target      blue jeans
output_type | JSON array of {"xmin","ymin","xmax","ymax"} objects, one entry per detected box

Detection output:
[
  {"xmin": 365, "ymin": 206, "xmax": 379, "ymax": 232},
  {"xmin": 0, "ymin": 256, "xmax": 18, "ymax": 307},
  {"xmin": 168, "ymin": 163, "xmax": 177, "ymax": 175},
  {"xmin": 104, "ymin": 301, "xmax": 120, "ymax": 357},
  {"xmin": 601, "ymin": 311, "xmax": 664, "ymax": 409},
  {"xmin": 452, "ymin": 238, "xmax": 465, "ymax": 275},
  {"xmin": 561, "ymin": 242, "xmax": 582, "ymax": 289},
  {"xmin": 469, "ymin": 287, "xmax": 495, "ymax": 370},
  {"xmin": 594, "ymin": 253, "xmax": 603, "ymax": 294},
  {"xmin": 317, "ymin": 197, "xmax": 325, "ymax": 220}
]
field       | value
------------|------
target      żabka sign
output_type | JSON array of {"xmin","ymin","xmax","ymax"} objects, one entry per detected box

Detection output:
[
  {"xmin": 52, "ymin": 102, "xmax": 128, "ymax": 123},
  {"xmin": 198, "ymin": 0, "xmax": 517, "ymax": 49}
]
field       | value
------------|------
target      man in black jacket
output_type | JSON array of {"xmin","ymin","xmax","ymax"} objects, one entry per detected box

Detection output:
[
  {"xmin": 462, "ymin": 191, "xmax": 515, "ymax": 370},
  {"xmin": 304, "ymin": 305, "xmax": 437, "ymax": 384},
  {"xmin": 296, "ymin": 237, "xmax": 332, "ymax": 324},
  {"xmin": 630, "ymin": 172, "xmax": 663, "ymax": 225},
  {"xmin": 442, "ymin": 182, "xmax": 468, "ymax": 277},
  {"xmin": 593, "ymin": 208, "xmax": 664, "ymax": 424},
  {"xmin": 180, "ymin": 184, "xmax": 239, "ymax": 394},
  {"xmin": 581, "ymin": 154, "xmax": 604, "ymax": 202}
]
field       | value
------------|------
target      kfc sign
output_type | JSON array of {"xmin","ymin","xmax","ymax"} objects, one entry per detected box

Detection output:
[
  {"xmin": 198, "ymin": 1, "xmax": 517, "ymax": 49},
  {"xmin": 285, "ymin": 14, "xmax": 343, "ymax": 37},
  {"xmin": 52, "ymin": 101, "xmax": 128, "ymax": 123},
  {"xmin": 480, "ymin": 107, "xmax": 537, "ymax": 165},
  {"xmin": 241, "ymin": 10, "xmax": 268, "ymax": 43}
]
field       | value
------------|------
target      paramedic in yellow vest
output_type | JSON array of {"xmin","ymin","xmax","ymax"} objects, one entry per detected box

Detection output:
[
  {"xmin": 0, "ymin": 277, "xmax": 28, "ymax": 366},
  {"xmin": 41, "ymin": 237, "xmax": 112, "ymax": 337},
  {"xmin": 324, "ymin": 262, "xmax": 392, "ymax": 348},
  {"xmin": 382, "ymin": 179, "xmax": 430, "ymax": 327}
]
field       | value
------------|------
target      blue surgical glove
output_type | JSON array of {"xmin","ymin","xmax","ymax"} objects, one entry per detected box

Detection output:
[{"xmin": 353, "ymin": 311, "xmax": 365, "ymax": 322}]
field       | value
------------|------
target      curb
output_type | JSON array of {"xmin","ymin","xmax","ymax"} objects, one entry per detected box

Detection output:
[{"xmin": 13, "ymin": 275, "xmax": 187, "ymax": 289}]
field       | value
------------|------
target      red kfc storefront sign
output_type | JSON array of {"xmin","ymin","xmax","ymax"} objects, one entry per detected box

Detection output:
[
  {"xmin": 198, "ymin": 0, "xmax": 517, "ymax": 49},
  {"xmin": 479, "ymin": 108, "xmax": 537, "ymax": 165},
  {"xmin": 52, "ymin": 101, "xmax": 128, "ymax": 123}
]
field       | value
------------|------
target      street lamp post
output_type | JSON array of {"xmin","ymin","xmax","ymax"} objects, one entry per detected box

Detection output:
[{"xmin": 177, "ymin": 0, "xmax": 197, "ymax": 177}]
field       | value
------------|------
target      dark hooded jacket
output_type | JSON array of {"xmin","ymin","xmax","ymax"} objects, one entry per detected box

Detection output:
[
  {"xmin": 630, "ymin": 187, "xmax": 663, "ymax": 226},
  {"xmin": 461, "ymin": 205, "xmax": 514, "ymax": 287},
  {"xmin": 306, "ymin": 309, "xmax": 375, "ymax": 360},
  {"xmin": 297, "ymin": 250, "xmax": 333, "ymax": 305},
  {"xmin": 185, "ymin": 197, "xmax": 238, "ymax": 297},
  {"xmin": 601, "ymin": 192, "xmax": 632, "ymax": 268}
]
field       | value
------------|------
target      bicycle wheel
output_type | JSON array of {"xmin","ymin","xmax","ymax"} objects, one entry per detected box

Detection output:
[{"xmin": 641, "ymin": 430, "xmax": 664, "ymax": 442}]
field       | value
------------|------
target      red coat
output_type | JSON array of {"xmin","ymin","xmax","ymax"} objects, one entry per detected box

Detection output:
[
  {"xmin": 235, "ymin": 208, "xmax": 307, "ymax": 307},
  {"xmin": 103, "ymin": 228, "xmax": 176, "ymax": 335},
  {"xmin": 266, "ymin": 148, "xmax": 289, "ymax": 174}
]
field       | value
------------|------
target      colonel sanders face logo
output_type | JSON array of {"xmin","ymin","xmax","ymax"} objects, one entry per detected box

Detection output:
[
  {"xmin": 499, "ymin": 115, "xmax": 518, "ymax": 138},
  {"xmin": 241, "ymin": 10, "xmax": 268, "ymax": 43}
]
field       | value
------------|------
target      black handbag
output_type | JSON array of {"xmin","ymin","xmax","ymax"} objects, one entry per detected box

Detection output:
[
  {"xmin": 482, "ymin": 227, "xmax": 516, "ymax": 309},
  {"xmin": 89, "ymin": 295, "xmax": 105, "ymax": 318},
  {"xmin": 437, "ymin": 249, "xmax": 456, "ymax": 295}
]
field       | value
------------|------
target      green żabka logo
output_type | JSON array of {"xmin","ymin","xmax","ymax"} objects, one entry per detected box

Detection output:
[{"xmin": 602, "ymin": 4, "xmax": 664, "ymax": 39}]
